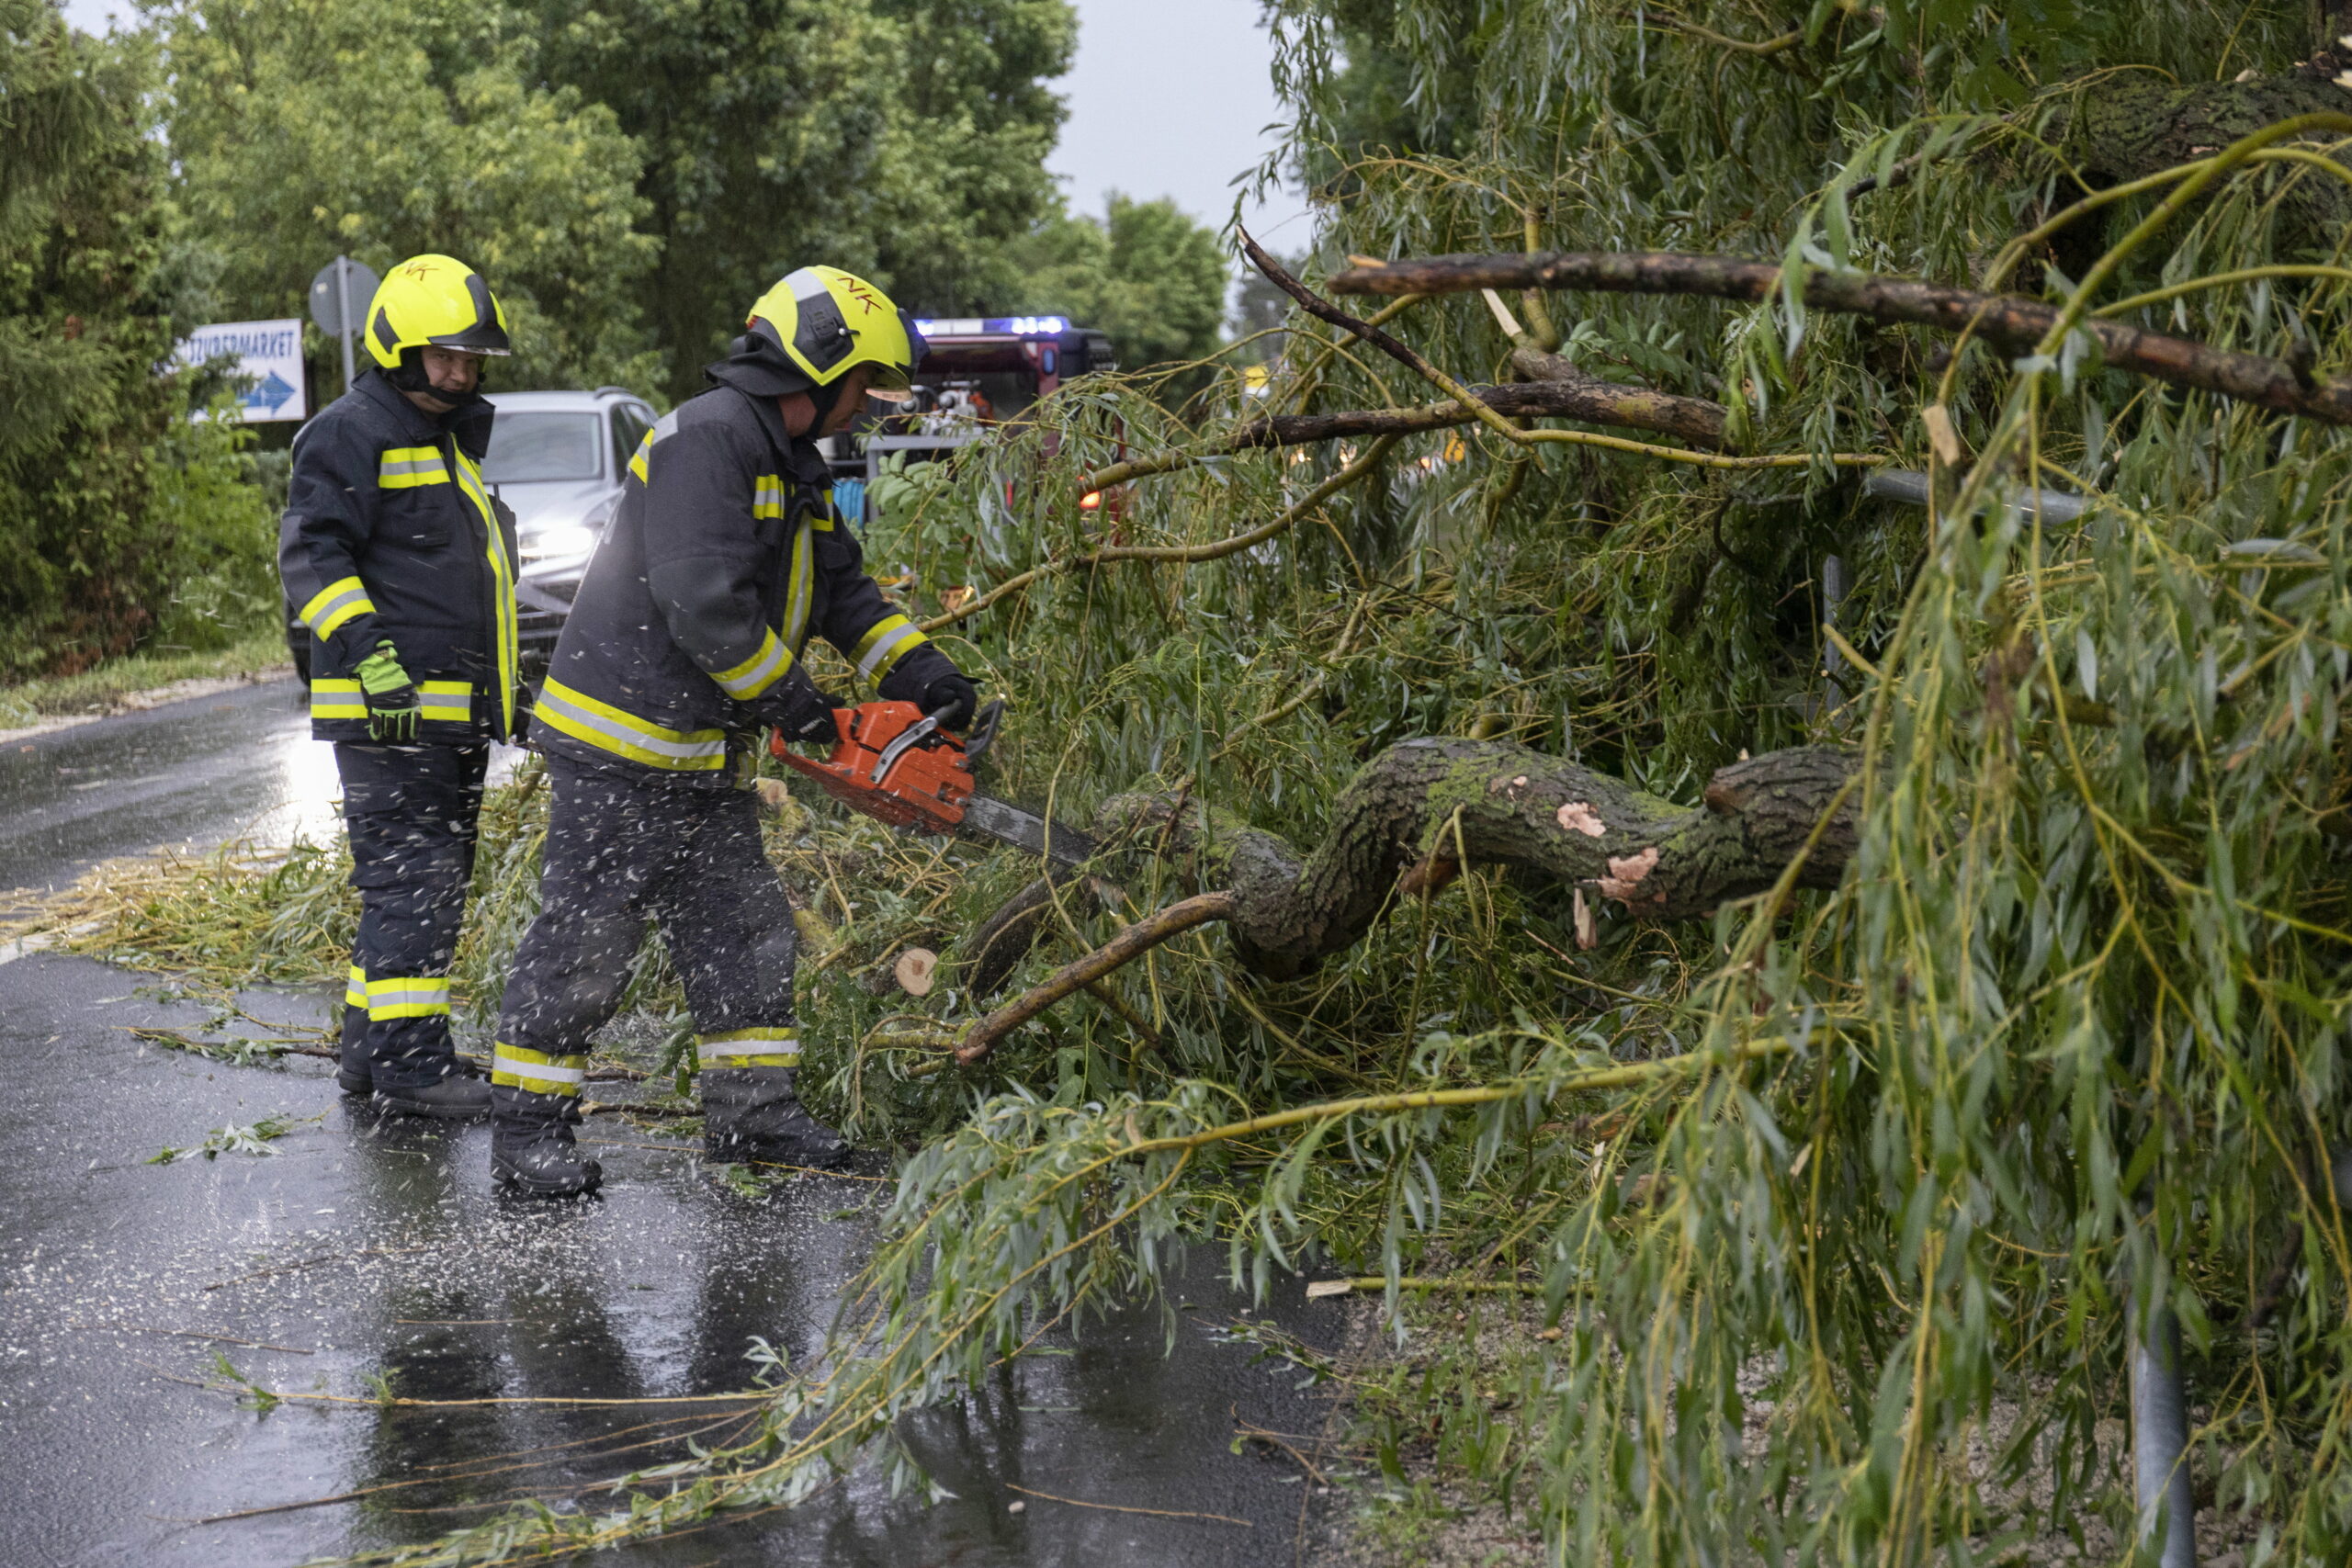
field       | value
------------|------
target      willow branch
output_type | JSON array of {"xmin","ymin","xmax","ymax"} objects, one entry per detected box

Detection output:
[
  {"xmin": 1107, "ymin": 1038, "xmax": 1796, "ymax": 1145},
  {"xmin": 956, "ymin": 892, "xmax": 1240, "ymax": 1065},
  {"xmin": 1327, "ymin": 249, "xmax": 2352, "ymax": 425},
  {"xmin": 1080, "ymin": 374, "xmax": 1733, "ymax": 499},
  {"xmin": 1660, "ymin": 19, "xmax": 1804, "ymax": 54},
  {"xmin": 1239, "ymin": 226, "xmax": 1552, "ymax": 454},
  {"xmin": 919, "ymin": 438, "xmax": 1397, "ymax": 634}
]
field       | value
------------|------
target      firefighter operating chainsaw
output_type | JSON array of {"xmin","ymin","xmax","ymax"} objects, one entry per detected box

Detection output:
[{"xmin": 490, "ymin": 265, "xmax": 974, "ymax": 1197}]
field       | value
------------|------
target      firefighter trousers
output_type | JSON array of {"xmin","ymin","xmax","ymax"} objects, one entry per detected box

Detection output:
[
  {"xmin": 491, "ymin": 755, "xmax": 799, "ymax": 1114},
  {"xmin": 335, "ymin": 742, "xmax": 489, "ymax": 1089}
]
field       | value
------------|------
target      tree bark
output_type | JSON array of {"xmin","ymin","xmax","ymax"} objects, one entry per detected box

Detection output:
[
  {"xmin": 2068, "ymin": 62, "xmax": 2352, "ymax": 229},
  {"xmin": 1094, "ymin": 738, "xmax": 1862, "ymax": 981},
  {"xmin": 1231, "ymin": 374, "xmax": 1730, "ymax": 450},
  {"xmin": 955, "ymin": 893, "xmax": 1238, "ymax": 1065},
  {"xmin": 1327, "ymin": 252, "xmax": 2352, "ymax": 425}
]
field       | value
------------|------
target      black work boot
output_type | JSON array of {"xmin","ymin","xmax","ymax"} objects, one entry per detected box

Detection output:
[
  {"xmin": 700, "ymin": 1067, "xmax": 850, "ymax": 1169},
  {"xmin": 372, "ymin": 1067, "xmax": 492, "ymax": 1120},
  {"xmin": 491, "ymin": 1088, "xmax": 600, "ymax": 1197},
  {"xmin": 337, "ymin": 1021, "xmax": 372, "ymax": 1095},
  {"xmin": 336, "ymin": 970, "xmax": 371, "ymax": 1094}
]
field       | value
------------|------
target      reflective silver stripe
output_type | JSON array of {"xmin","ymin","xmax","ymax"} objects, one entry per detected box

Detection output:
[
  {"xmin": 536, "ymin": 683, "xmax": 727, "ymax": 764},
  {"xmin": 784, "ymin": 522, "xmax": 813, "ymax": 652},
  {"xmin": 379, "ymin": 457, "xmax": 444, "ymax": 477},
  {"xmin": 714, "ymin": 634, "xmax": 788, "ymax": 698},
  {"xmin": 752, "ymin": 478, "xmax": 787, "ymax": 518},
  {"xmin": 783, "ymin": 266, "xmax": 827, "ymax": 301},
  {"xmin": 417, "ymin": 681, "xmax": 471, "ymax": 722},
  {"xmin": 697, "ymin": 1040, "xmax": 799, "ymax": 1064},
  {"xmin": 855, "ymin": 619, "xmax": 922, "ymax": 680},
  {"xmin": 492, "ymin": 1051, "xmax": 584, "ymax": 1085},
  {"xmin": 367, "ymin": 977, "xmax": 449, "ymax": 1006},
  {"xmin": 302, "ymin": 583, "xmax": 370, "ymax": 636},
  {"xmin": 651, "ymin": 411, "xmax": 678, "ymax": 442}
]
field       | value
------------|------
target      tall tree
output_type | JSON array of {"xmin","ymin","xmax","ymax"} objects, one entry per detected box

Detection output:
[
  {"xmin": 0, "ymin": 1, "xmax": 264, "ymax": 676},
  {"xmin": 526, "ymin": 0, "xmax": 1076, "ymax": 400},
  {"xmin": 153, "ymin": 0, "xmax": 660, "ymax": 399},
  {"xmin": 1002, "ymin": 194, "xmax": 1229, "ymax": 372}
]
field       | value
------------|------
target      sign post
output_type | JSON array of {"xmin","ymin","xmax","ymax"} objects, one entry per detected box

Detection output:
[
  {"xmin": 174, "ymin": 320, "xmax": 309, "ymax": 423},
  {"xmin": 308, "ymin": 255, "xmax": 381, "ymax": 400}
]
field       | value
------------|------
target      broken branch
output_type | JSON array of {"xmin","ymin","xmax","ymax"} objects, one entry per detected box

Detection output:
[
  {"xmin": 1325, "ymin": 249, "xmax": 2352, "ymax": 425},
  {"xmin": 956, "ymin": 892, "xmax": 1238, "ymax": 1065}
]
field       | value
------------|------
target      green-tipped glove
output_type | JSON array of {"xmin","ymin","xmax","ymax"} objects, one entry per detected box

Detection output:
[{"xmin": 355, "ymin": 642, "xmax": 421, "ymax": 742}]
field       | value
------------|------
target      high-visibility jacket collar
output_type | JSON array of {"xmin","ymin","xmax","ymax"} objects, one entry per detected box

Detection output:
[
  {"xmin": 349, "ymin": 367, "xmax": 495, "ymax": 463},
  {"xmin": 711, "ymin": 383, "xmax": 836, "ymax": 491}
]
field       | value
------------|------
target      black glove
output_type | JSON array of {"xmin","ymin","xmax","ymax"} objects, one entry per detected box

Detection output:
[
  {"xmin": 922, "ymin": 671, "xmax": 978, "ymax": 732},
  {"xmin": 752, "ymin": 670, "xmax": 847, "ymax": 744}
]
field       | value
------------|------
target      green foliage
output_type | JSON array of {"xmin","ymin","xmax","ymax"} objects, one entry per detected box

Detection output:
[
  {"xmin": 150, "ymin": 1110, "xmax": 311, "ymax": 1164},
  {"xmin": 0, "ymin": 2, "xmax": 267, "ymax": 678},
  {"xmin": 152, "ymin": 0, "xmax": 663, "ymax": 399},
  {"xmin": 1003, "ymin": 194, "xmax": 1231, "ymax": 372}
]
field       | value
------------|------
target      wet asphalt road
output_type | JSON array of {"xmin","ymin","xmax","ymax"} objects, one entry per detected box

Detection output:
[
  {"xmin": 0, "ymin": 688, "xmax": 1351, "ymax": 1566},
  {"xmin": 0, "ymin": 678, "xmax": 335, "ymax": 894}
]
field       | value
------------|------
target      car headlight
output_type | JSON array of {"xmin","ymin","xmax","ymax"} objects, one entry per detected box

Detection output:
[{"xmin": 521, "ymin": 524, "xmax": 598, "ymax": 561}]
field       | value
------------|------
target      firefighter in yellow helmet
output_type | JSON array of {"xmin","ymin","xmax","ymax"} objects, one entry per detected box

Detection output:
[
  {"xmin": 485, "ymin": 266, "xmax": 975, "ymax": 1196},
  {"xmin": 279, "ymin": 255, "xmax": 522, "ymax": 1119}
]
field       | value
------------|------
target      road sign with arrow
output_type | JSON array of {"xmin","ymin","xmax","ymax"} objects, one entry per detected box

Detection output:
[{"xmin": 175, "ymin": 319, "xmax": 308, "ymax": 423}]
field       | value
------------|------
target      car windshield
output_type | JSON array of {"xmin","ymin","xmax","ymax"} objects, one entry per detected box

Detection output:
[{"xmin": 481, "ymin": 412, "xmax": 602, "ymax": 483}]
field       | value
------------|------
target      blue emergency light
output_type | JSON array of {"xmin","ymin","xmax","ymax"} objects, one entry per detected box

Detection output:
[{"xmin": 912, "ymin": 315, "xmax": 1069, "ymax": 337}]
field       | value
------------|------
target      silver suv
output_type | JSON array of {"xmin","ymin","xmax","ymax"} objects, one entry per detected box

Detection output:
[{"xmin": 482, "ymin": 387, "xmax": 658, "ymax": 671}]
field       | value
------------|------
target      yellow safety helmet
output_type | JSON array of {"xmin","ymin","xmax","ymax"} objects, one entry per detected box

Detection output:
[
  {"xmin": 364, "ymin": 254, "xmax": 512, "ymax": 370},
  {"xmin": 741, "ymin": 266, "xmax": 922, "ymax": 400}
]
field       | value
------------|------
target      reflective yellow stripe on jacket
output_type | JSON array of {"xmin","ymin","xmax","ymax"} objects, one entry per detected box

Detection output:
[
  {"xmin": 299, "ymin": 576, "xmax": 376, "ymax": 640},
  {"xmin": 450, "ymin": 448, "xmax": 517, "ymax": 737},
  {"xmin": 850, "ymin": 615, "xmax": 928, "ymax": 682},
  {"xmin": 378, "ymin": 446, "xmax": 448, "ymax": 488},
  {"xmin": 311, "ymin": 679, "xmax": 472, "ymax": 724},
  {"xmin": 537, "ymin": 678, "xmax": 728, "ymax": 771},
  {"xmin": 713, "ymin": 628, "xmax": 791, "ymax": 699},
  {"xmin": 752, "ymin": 473, "xmax": 786, "ymax": 519}
]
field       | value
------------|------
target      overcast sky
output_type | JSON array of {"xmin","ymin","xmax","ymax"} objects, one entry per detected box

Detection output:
[
  {"xmin": 55, "ymin": 0, "xmax": 1313, "ymax": 251},
  {"xmin": 1046, "ymin": 0, "xmax": 1310, "ymax": 246}
]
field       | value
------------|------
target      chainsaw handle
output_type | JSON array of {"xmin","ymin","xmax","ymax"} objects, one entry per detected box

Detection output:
[
  {"xmin": 963, "ymin": 696, "xmax": 1004, "ymax": 763},
  {"xmin": 763, "ymin": 704, "xmax": 856, "ymax": 760}
]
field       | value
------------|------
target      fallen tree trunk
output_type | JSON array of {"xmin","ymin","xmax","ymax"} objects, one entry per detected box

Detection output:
[
  {"xmin": 1327, "ymin": 251, "xmax": 2352, "ymax": 425},
  {"xmin": 1131, "ymin": 738, "xmax": 1862, "ymax": 980},
  {"xmin": 956, "ymin": 739, "xmax": 1862, "ymax": 1063}
]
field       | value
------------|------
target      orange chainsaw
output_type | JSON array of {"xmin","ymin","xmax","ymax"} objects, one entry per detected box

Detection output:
[{"xmin": 768, "ymin": 697, "xmax": 1095, "ymax": 867}]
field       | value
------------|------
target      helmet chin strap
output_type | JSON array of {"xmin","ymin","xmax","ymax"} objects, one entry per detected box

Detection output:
[
  {"xmin": 385, "ymin": 347, "xmax": 478, "ymax": 403},
  {"xmin": 803, "ymin": 375, "xmax": 848, "ymax": 427},
  {"xmin": 384, "ymin": 349, "xmax": 434, "ymax": 393}
]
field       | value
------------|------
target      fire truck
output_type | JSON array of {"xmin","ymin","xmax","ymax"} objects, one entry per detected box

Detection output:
[{"xmin": 821, "ymin": 314, "xmax": 1116, "ymax": 521}]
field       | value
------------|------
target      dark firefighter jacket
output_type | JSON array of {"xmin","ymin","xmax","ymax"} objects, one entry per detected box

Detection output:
[
  {"xmin": 279, "ymin": 369, "xmax": 523, "ymax": 743},
  {"xmin": 531, "ymin": 378, "xmax": 952, "ymax": 784}
]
